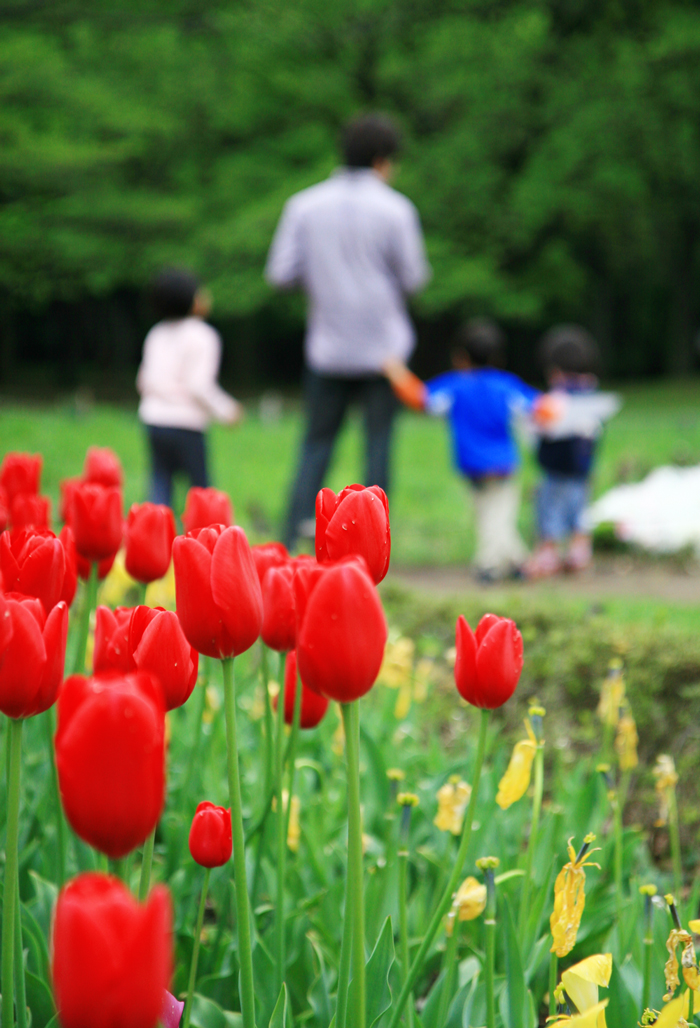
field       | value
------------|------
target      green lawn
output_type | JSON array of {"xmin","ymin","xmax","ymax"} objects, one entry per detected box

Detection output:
[{"xmin": 3, "ymin": 377, "xmax": 700, "ymax": 569}]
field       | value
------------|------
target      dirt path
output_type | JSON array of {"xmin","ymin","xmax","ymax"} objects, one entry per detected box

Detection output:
[{"xmin": 392, "ymin": 554, "xmax": 700, "ymax": 603}]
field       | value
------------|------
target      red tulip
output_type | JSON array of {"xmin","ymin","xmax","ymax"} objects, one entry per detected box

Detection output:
[
  {"xmin": 84, "ymin": 446, "xmax": 124, "ymax": 488},
  {"xmin": 295, "ymin": 558, "xmax": 387, "ymax": 703},
  {"xmin": 0, "ymin": 593, "xmax": 13, "ymax": 651},
  {"xmin": 0, "ymin": 528, "xmax": 67, "ymax": 613},
  {"xmin": 0, "ymin": 594, "xmax": 68, "ymax": 719},
  {"xmin": 182, "ymin": 487, "xmax": 233, "ymax": 533},
  {"xmin": 275, "ymin": 650, "xmax": 329, "ymax": 728},
  {"xmin": 59, "ymin": 477, "xmax": 82, "ymax": 524},
  {"xmin": 189, "ymin": 801, "xmax": 232, "ymax": 867},
  {"xmin": 251, "ymin": 541, "xmax": 289, "ymax": 585},
  {"xmin": 55, "ymin": 671, "xmax": 166, "ymax": 858},
  {"xmin": 261, "ymin": 563, "xmax": 296, "ymax": 652},
  {"xmin": 125, "ymin": 503, "xmax": 176, "ymax": 584},
  {"xmin": 52, "ymin": 872, "xmax": 172, "ymax": 1028},
  {"xmin": 130, "ymin": 605, "xmax": 198, "ymax": 711},
  {"xmin": 59, "ymin": 525, "xmax": 114, "ymax": 604},
  {"xmin": 0, "ymin": 452, "xmax": 41, "ymax": 506},
  {"xmin": 454, "ymin": 614, "xmax": 523, "ymax": 709},
  {"xmin": 173, "ymin": 524, "xmax": 262, "ymax": 659},
  {"xmin": 10, "ymin": 492, "xmax": 51, "ymax": 531},
  {"xmin": 315, "ymin": 484, "xmax": 391, "ymax": 584},
  {"xmin": 93, "ymin": 606, "xmax": 135, "ymax": 674},
  {"xmin": 0, "ymin": 488, "xmax": 8, "ymax": 533},
  {"xmin": 70, "ymin": 483, "xmax": 123, "ymax": 562}
]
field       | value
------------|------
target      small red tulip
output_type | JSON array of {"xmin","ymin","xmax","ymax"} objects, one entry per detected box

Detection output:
[
  {"xmin": 125, "ymin": 503, "xmax": 177, "ymax": 584},
  {"xmin": 0, "ymin": 594, "xmax": 68, "ymax": 719},
  {"xmin": 173, "ymin": 524, "xmax": 262, "ymax": 659},
  {"xmin": 182, "ymin": 487, "xmax": 233, "ymax": 533},
  {"xmin": 0, "ymin": 488, "xmax": 8, "ymax": 533},
  {"xmin": 0, "ymin": 528, "xmax": 67, "ymax": 613},
  {"xmin": 315, "ymin": 484, "xmax": 391, "ymax": 584},
  {"xmin": 275, "ymin": 650, "xmax": 329, "ymax": 728},
  {"xmin": 129, "ymin": 606, "xmax": 198, "ymax": 711},
  {"xmin": 10, "ymin": 492, "xmax": 51, "ymax": 531},
  {"xmin": 189, "ymin": 801, "xmax": 233, "ymax": 867},
  {"xmin": 52, "ymin": 872, "xmax": 172, "ymax": 1028},
  {"xmin": 0, "ymin": 452, "xmax": 41, "ymax": 506},
  {"xmin": 55, "ymin": 671, "xmax": 166, "ymax": 858},
  {"xmin": 295, "ymin": 558, "xmax": 387, "ymax": 703},
  {"xmin": 93, "ymin": 606, "xmax": 135, "ymax": 674},
  {"xmin": 261, "ymin": 563, "xmax": 296, "ymax": 652},
  {"xmin": 251, "ymin": 541, "xmax": 289, "ymax": 585},
  {"xmin": 84, "ymin": 446, "xmax": 124, "ymax": 488},
  {"xmin": 454, "ymin": 613, "xmax": 523, "ymax": 709},
  {"xmin": 70, "ymin": 482, "xmax": 123, "ymax": 562},
  {"xmin": 59, "ymin": 477, "xmax": 82, "ymax": 524}
]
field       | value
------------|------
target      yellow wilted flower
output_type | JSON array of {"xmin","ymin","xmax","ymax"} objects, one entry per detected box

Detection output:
[
  {"xmin": 378, "ymin": 637, "xmax": 415, "ymax": 688},
  {"xmin": 413, "ymin": 658, "xmax": 433, "ymax": 703},
  {"xmin": 614, "ymin": 709, "xmax": 638, "ymax": 770},
  {"xmin": 550, "ymin": 834, "xmax": 601, "ymax": 958},
  {"xmin": 287, "ymin": 794, "xmax": 301, "ymax": 853},
  {"xmin": 434, "ymin": 776, "xmax": 471, "ymax": 835},
  {"xmin": 647, "ymin": 987, "xmax": 691, "ymax": 1026},
  {"xmin": 332, "ymin": 707, "xmax": 345, "ymax": 756},
  {"xmin": 144, "ymin": 561, "xmax": 176, "ymax": 611},
  {"xmin": 496, "ymin": 719, "xmax": 537, "ymax": 810},
  {"xmin": 553, "ymin": 954, "xmax": 612, "ymax": 1028},
  {"xmin": 653, "ymin": 755, "xmax": 679, "ymax": 827},
  {"xmin": 596, "ymin": 660, "xmax": 625, "ymax": 728},
  {"xmin": 548, "ymin": 1001, "xmax": 608, "ymax": 1028},
  {"xmin": 446, "ymin": 876, "xmax": 487, "ymax": 935},
  {"xmin": 100, "ymin": 549, "xmax": 137, "ymax": 608},
  {"xmin": 202, "ymin": 685, "xmax": 221, "ymax": 725},
  {"xmin": 394, "ymin": 682, "xmax": 412, "ymax": 720}
]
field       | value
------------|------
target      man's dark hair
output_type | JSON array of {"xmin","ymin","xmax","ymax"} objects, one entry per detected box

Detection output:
[
  {"xmin": 152, "ymin": 268, "xmax": 199, "ymax": 320},
  {"xmin": 452, "ymin": 317, "xmax": 506, "ymax": 368},
  {"xmin": 539, "ymin": 324, "xmax": 600, "ymax": 376},
  {"xmin": 342, "ymin": 113, "xmax": 402, "ymax": 169}
]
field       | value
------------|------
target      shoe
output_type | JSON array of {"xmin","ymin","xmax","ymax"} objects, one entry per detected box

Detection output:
[
  {"xmin": 524, "ymin": 544, "xmax": 562, "ymax": 580},
  {"xmin": 564, "ymin": 534, "xmax": 592, "ymax": 573}
]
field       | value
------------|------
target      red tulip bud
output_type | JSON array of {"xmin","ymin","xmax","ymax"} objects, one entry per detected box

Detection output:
[
  {"xmin": 70, "ymin": 483, "xmax": 123, "ymax": 562},
  {"xmin": 182, "ymin": 487, "xmax": 233, "ymax": 533},
  {"xmin": 125, "ymin": 503, "xmax": 176, "ymax": 584},
  {"xmin": 0, "ymin": 594, "xmax": 68, "ymax": 719},
  {"xmin": 130, "ymin": 606, "xmax": 198, "ymax": 711},
  {"xmin": 251, "ymin": 541, "xmax": 289, "ymax": 585},
  {"xmin": 0, "ymin": 452, "xmax": 41, "ymax": 506},
  {"xmin": 454, "ymin": 614, "xmax": 523, "ymax": 709},
  {"xmin": 315, "ymin": 484, "xmax": 391, "ymax": 584},
  {"xmin": 261, "ymin": 563, "xmax": 296, "ymax": 652},
  {"xmin": 84, "ymin": 446, "xmax": 124, "ymax": 488},
  {"xmin": 275, "ymin": 650, "xmax": 329, "ymax": 728},
  {"xmin": 10, "ymin": 492, "xmax": 51, "ymax": 531},
  {"xmin": 189, "ymin": 801, "xmax": 233, "ymax": 867},
  {"xmin": 0, "ymin": 527, "xmax": 67, "ymax": 613}
]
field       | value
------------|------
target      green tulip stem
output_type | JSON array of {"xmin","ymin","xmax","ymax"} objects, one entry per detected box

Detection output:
[
  {"xmin": 482, "ymin": 866, "xmax": 497, "ymax": 1028},
  {"xmin": 388, "ymin": 707, "xmax": 490, "ymax": 1028},
  {"xmin": 43, "ymin": 706, "xmax": 66, "ymax": 887},
  {"xmin": 261, "ymin": 646, "xmax": 274, "ymax": 800},
  {"xmin": 549, "ymin": 952, "xmax": 558, "ymax": 1017},
  {"xmin": 435, "ymin": 914, "xmax": 459, "ymax": 1028},
  {"xmin": 2, "ymin": 717, "xmax": 23, "ymax": 1028},
  {"xmin": 182, "ymin": 658, "xmax": 210, "ymax": 798},
  {"xmin": 182, "ymin": 867, "xmax": 210, "ymax": 1028},
  {"xmin": 612, "ymin": 789, "xmax": 624, "ymax": 925},
  {"xmin": 73, "ymin": 561, "xmax": 99, "ymax": 675},
  {"xmin": 284, "ymin": 662, "xmax": 303, "ymax": 842},
  {"xmin": 669, "ymin": 787, "xmax": 683, "ymax": 913},
  {"xmin": 398, "ymin": 803, "xmax": 415, "ymax": 1028},
  {"xmin": 14, "ymin": 871, "xmax": 27, "ymax": 1028},
  {"xmin": 139, "ymin": 828, "xmax": 156, "ymax": 902},
  {"xmin": 275, "ymin": 650, "xmax": 288, "ymax": 995},
  {"xmin": 340, "ymin": 701, "xmax": 365, "ymax": 1028},
  {"xmin": 518, "ymin": 740, "xmax": 544, "ymax": 933},
  {"xmin": 642, "ymin": 892, "xmax": 654, "ymax": 1013},
  {"xmin": 137, "ymin": 581, "xmax": 148, "ymax": 606},
  {"xmin": 221, "ymin": 656, "xmax": 256, "ymax": 1028}
]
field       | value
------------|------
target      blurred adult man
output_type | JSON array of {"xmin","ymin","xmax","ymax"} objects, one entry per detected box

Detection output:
[{"xmin": 265, "ymin": 113, "xmax": 430, "ymax": 548}]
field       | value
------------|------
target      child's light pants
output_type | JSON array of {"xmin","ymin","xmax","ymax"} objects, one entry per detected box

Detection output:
[{"xmin": 470, "ymin": 476, "xmax": 528, "ymax": 575}]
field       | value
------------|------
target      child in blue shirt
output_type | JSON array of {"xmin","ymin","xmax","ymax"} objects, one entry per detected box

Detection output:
[{"xmin": 384, "ymin": 318, "xmax": 539, "ymax": 581}]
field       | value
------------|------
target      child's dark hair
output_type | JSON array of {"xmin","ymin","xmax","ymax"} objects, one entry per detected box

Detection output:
[
  {"xmin": 152, "ymin": 268, "xmax": 199, "ymax": 320},
  {"xmin": 539, "ymin": 324, "xmax": 600, "ymax": 376},
  {"xmin": 452, "ymin": 318, "xmax": 506, "ymax": 368},
  {"xmin": 342, "ymin": 113, "xmax": 401, "ymax": 169}
]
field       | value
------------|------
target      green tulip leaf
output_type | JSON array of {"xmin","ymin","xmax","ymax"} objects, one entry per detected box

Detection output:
[
  {"xmin": 189, "ymin": 993, "xmax": 243, "ymax": 1028},
  {"xmin": 348, "ymin": 915, "xmax": 395, "ymax": 1028},
  {"xmin": 267, "ymin": 983, "xmax": 288, "ymax": 1028},
  {"xmin": 25, "ymin": 970, "xmax": 56, "ymax": 1028},
  {"xmin": 502, "ymin": 895, "xmax": 527, "ymax": 1028}
]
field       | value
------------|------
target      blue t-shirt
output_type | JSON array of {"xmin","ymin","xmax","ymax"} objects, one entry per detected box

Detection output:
[{"xmin": 426, "ymin": 368, "xmax": 539, "ymax": 479}]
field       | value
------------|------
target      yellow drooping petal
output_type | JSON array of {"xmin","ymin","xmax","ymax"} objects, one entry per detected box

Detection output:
[
  {"xmin": 596, "ymin": 661, "xmax": 625, "ymax": 727},
  {"xmin": 287, "ymin": 794, "xmax": 301, "ymax": 853},
  {"xmin": 549, "ymin": 999, "xmax": 608, "ymax": 1028},
  {"xmin": 649, "ymin": 990, "xmax": 690, "ymax": 1028},
  {"xmin": 561, "ymin": 954, "xmax": 612, "ymax": 1015},
  {"xmin": 434, "ymin": 777, "xmax": 471, "ymax": 835},
  {"xmin": 614, "ymin": 711, "xmax": 638, "ymax": 770},
  {"xmin": 654, "ymin": 755, "xmax": 679, "ymax": 827},
  {"xmin": 413, "ymin": 658, "xmax": 433, "ymax": 702},
  {"xmin": 378, "ymin": 637, "xmax": 415, "ymax": 688},
  {"xmin": 446, "ymin": 876, "xmax": 487, "ymax": 933},
  {"xmin": 663, "ymin": 928, "xmax": 692, "ymax": 1001},
  {"xmin": 394, "ymin": 681, "xmax": 412, "ymax": 720},
  {"xmin": 550, "ymin": 837, "xmax": 600, "ymax": 958},
  {"xmin": 681, "ymin": 934, "xmax": 700, "ymax": 993},
  {"xmin": 144, "ymin": 560, "xmax": 176, "ymax": 610},
  {"xmin": 496, "ymin": 724, "xmax": 537, "ymax": 810}
]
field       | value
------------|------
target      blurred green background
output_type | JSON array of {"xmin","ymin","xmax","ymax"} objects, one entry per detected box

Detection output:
[{"xmin": 2, "ymin": 0, "xmax": 700, "ymax": 391}]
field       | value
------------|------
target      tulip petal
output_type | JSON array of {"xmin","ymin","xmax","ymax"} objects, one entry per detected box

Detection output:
[
  {"xmin": 475, "ymin": 618, "xmax": 523, "ymax": 709},
  {"xmin": 454, "ymin": 615, "xmax": 479, "ymax": 706},
  {"xmin": 174, "ymin": 535, "xmax": 228, "ymax": 658},
  {"xmin": 0, "ymin": 599, "xmax": 47, "ymax": 718},
  {"xmin": 322, "ymin": 487, "xmax": 390, "ymax": 584},
  {"xmin": 210, "ymin": 526, "xmax": 263, "ymax": 656}
]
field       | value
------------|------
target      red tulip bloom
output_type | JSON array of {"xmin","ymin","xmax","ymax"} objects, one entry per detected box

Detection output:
[
  {"xmin": 59, "ymin": 477, "xmax": 82, "ymax": 524},
  {"xmin": 182, "ymin": 487, "xmax": 233, "ymax": 533},
  {"xmin": 84, "ymin": 446, "xmax": 124, "ymax": 488},
  {"xmin": 295, "ymin": 558, "xmax": 387, "ymax": 703},
  {"xmin": 55, "ymin": 671, "xmax": 166, "ymax": 858},
  {"xmin": 173, "ymin": 524, "xmax": 262, "ymax": 659},
  {"xmin": 10, "ymin": 492, "xmax": 51, "ymax": 531},
  {"xmin": 130, "ymin": 606, "xmax": 198, "ymax": 711},
  {"xmin": 251, "ymin": 541, "xmax": 289, "ymax": 585},
  {"xmin": 454, "ymin": 613, "xmax": 524, "ymax": 709},
  {"xmin": 125, "ymin": 503, "xmax": 176, "ymax": 584},
  {"xmin": 261, "ymin": 563, "xmax": 296, "ymax": 652},
  {"xmin": 93, "ymin": 606, "xmax": 135, "ymax": 674},
  {"xmin": 0, "ymin": 528, "xmax": 67, "ymax": 613},
  {"xmin": 0, "ymin": 595, "xmax": 68, "ymax": 719},
  {"xmin": 58, "ymin": 526, "xmax": 79, "ymax": 606},
  {"xmin": 52, "ymin": 872, "xmax": 172, "ymax": 1028},
  {"xmin": 189, "ymin": 801, "xmax": 233, "ymax": 867},
  {"xmin": 0, "ymin": 488, "xmax": 8, "ymax": 533},
  {"xmin": 275, "ymin": 650, "xmax": 329, "ymax": 729},
  {"xmin": 70, "ymin": 483, "xmax": 123, "ymax": 562},
  {"xmin": 0, "ymin": 452, "xmax": 41, "ymax": 506},
  {"xmin": 315, "ymin": 484, "xmax": 391, "ymax": 584}
]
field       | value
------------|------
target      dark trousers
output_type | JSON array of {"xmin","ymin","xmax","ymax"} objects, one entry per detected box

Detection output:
[
  {"xmin": 284, "ymin": 370, "xmax": 397, "ymax": 548},
  {"xmin": 146, "ymin": 425, "xmax": 209, "ymax": 508}
]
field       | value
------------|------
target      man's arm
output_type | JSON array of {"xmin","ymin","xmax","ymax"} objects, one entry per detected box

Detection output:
[
  {"xmin": 265, "ymin": 199, "xmax": 304, "ymax": 290},
  {"xmin": 389, "ymin": 204, "xmax": 431, "ymax": 295},
  {"xmin": 383, "ymin": 357, "xmax": 427, "ymax": 411}
]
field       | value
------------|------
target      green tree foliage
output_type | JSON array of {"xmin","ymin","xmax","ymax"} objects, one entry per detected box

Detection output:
[{"xmin": 1, "ymin": 0, "xmax": 700, "ymax": 374}]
